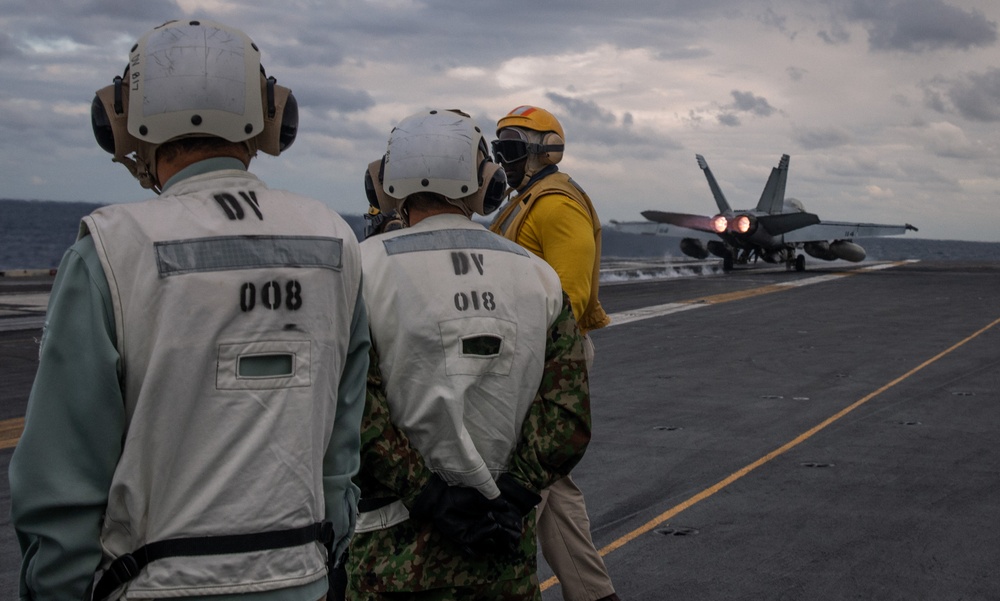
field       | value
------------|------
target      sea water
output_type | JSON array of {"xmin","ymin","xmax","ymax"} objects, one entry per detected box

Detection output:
[{"xmin": 3, "ymin": 198, "xmax": 1000, "ymax": 271}]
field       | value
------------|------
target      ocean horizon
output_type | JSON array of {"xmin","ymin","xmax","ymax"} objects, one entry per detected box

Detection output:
[{"xmin": 4, "ymin": 198, "xmax": 1000, "ymax": 272}]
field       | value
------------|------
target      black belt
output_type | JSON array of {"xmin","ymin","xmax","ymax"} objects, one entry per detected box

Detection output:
[
  {"xmin": 357, "ymin": 496, "xmax": 399, "ymax": 513},
  {"xmin": 92, "ymin": 521, "xmax": 333, "ymax": 601}
]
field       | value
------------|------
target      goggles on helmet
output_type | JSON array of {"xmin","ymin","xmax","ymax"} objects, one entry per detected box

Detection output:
[{"xmin": 491, "ymin": 133, "xmax": 530, "ymax": 165}]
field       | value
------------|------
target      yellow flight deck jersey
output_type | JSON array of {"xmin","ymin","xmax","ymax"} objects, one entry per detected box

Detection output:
[{"xmin": 491, "ymin": 170, "xmax": 611, "ymax": 334}]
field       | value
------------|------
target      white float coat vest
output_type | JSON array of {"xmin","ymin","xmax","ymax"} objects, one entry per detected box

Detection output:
[
  {"xmin": 82, "ymin": 170, "xmax": 362, "ymax": 597},
  {"xmin": 358, "ymin": 215, "xmax": 563, "ymax": 530}
]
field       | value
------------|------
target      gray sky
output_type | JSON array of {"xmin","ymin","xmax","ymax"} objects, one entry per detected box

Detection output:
[{"xmin": 2, "ymin": 0, "xmax": 998, "ymax": 241}]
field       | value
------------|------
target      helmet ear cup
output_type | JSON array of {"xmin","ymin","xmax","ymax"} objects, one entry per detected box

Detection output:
[
  {"xmin": 91, "ymin": 94, "xmax": 116, "ymax": 154},
  {"xmin": 91, "ymin": 74, "xmax": 128, "ymax": 155},
  {"xmin": 91, "ymin": 73, "xmax": 159, "ymax": 189},
  {"xmin": 464, "ymin": 138, "xmax": 507, "ymax": 215},
  {"xmin": 364, "ymin": 164, "xmax": 378, "ymax": 209},
  {"xmin": 479, "ymin": 161, "xmax": 507, "ymax": 215},
  {"xmin": 365, "ymin": 157, "xmax": 392, "ymax": 212},
  {"xmin": 462, "ymin": 160, "xmax": 506, "ymax": 216},
  {"xmin": 253, "ymin": 74, "xmax": 297, "ymax": 156},
  {"xmin": 278, "ymin": 91, "xmax": 298, "ymax": 152},
  {"xmin": 537, "ymin": 132, "xmax": 564, "ymax": 166}
]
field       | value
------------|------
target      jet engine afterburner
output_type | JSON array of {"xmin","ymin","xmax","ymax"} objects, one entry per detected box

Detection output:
[
  {"xmin": 711, "ymin": 213, "xmax": 757, "ymax": 236},
  {"xmin": 711, "ymin": 215, "xmax": 728, "ymax": 233},
  {"xmin": 733, "ymin": 214, "xmax": 757, "ymax": 235}
]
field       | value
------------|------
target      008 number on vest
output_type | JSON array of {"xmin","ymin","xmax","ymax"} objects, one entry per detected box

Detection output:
[{"xmin": 240, "ymin": 280, "xmax": 303, "ymax": 312}]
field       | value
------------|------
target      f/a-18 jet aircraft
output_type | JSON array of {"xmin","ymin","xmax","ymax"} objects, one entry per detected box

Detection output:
[{"xmin": 620, "ymin": 153, "xmax": 918, "ymax": 271}]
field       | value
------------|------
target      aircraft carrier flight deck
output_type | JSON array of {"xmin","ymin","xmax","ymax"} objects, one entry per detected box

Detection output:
[{"xmin": 2, "ymin": 259, "xmax": 998, "ymax": 600}]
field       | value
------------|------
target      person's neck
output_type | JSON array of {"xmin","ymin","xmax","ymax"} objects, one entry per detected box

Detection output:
[
  {"xmin": 157, "ymin": 147, "xmax": 250, "ymax": 189},
  {"xmin": 407, "ymin": 204, "xmax": 466, "ymax": 225},
  {"xmin": 517, "ymin": 164, "xmax": 559, "ymax": 193}
]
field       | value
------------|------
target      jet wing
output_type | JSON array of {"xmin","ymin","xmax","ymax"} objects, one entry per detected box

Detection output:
[
  {"xmin": 782, "ymin": 221, "xmax": 919, "ymax": 243},
  {"xmin": 756, "ymin": 212, "xmax": 820, "ymax": 235},
  {"xmin": 606, "ymin": 220, "xmax": 673, "ymax": 236},
  {"xmin": 641, "ymin": 210, "xmax": 716, "ymax": 233}
]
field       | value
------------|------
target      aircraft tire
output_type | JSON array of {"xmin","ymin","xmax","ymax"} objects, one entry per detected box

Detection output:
[{"xmin": 795, "ymin": 254, "xmax": 806, "ymax": 272}]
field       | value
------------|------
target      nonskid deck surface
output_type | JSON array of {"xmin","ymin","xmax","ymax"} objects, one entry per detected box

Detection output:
[{"xmin": 2, "ymin": 260, "xmax": 999, "ymax": 600}]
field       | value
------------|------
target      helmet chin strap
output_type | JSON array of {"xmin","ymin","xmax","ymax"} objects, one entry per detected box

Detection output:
[
  {"xmin": 114, "ymin": 154, "xmax": 161, "ymax": 194},
  {"xmin": 444, "ymin": 197, "xmax": 474, "ymax": 218},
  {"xmin": 516, "ymin": 164, "xmax": 560, "ymax": 195},
  {"xmin": 510, "ymin": 129, "xmax": 548, "ymax": 190},
  {"xmin": 524, "ymin": 134, "xmax": 549, "ymax": 179}
]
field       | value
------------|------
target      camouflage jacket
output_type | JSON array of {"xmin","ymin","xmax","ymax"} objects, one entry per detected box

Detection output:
[{"xmin": 346, "ymin": 293, "xmax": 591, "ymax": 594}]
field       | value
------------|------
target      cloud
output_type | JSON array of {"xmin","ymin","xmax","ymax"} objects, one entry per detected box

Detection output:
[
  {"xmin": 1, "ymin": 1, "xmax": 999, "ymax": 241},
  {"xmin": 786, "ymin": 66, "xmax": 807, "ymax": 81},
  {"xmin": 290, "ymin": 80, "xmax": 376, "ymax": 114},
  {"xmin": 865, "ymin": 184, "xmax": 894, "ymax": 198},
  {"xmin": 78, "ymin": 0, "xmax": 179, "ymax": 20},
  {"xmin": 922, "ymin": 68, "xmax": 1000, "ymax": 122},
  {"xmin": 759, "ymin": 7, "xmax": 797, "ymax": 40},
  {"xmin": 922, "ymin": 82, "xmax": 948, "ymax": 114},
  {"xmin": 919, "ymin": 121, "xmax": 979, "ymax": 158},
  {"xmin": 298, "ymin": 110, "xmax": 384, "ymax": 145},
  {"xmin": 655, "ymin": 46, "xmax": 712, "ymax": 61},
  {"xmin": 794, "ymin": 127, "xmax": 853, "ymax": 150},
  {"xmin": 543, "ymin": 92, "xmax": 680, "ymax": 156},
  {"xmin": 0, "ymin": 31, "xmax": 22, "ymax": 60},
  {"xmin": 546, "ymin": 92, "xmax": 617, "ymax": 124},
  {"xmin": 817, "ymin": 21, "xmax": 851, "ymax": 45},
  {"xmin": 947, "ymin": 68, "xmax": 1000, "ymax": 122},
  {"xmin": 726, "ymin": 90, "xmax": 777, "ymax": 117},
  {"xmin": 717, "ymin": 113, "xmax": 740, "ymax": 127},
  {"xmin": 846, "ymin": 0, "xmax": 998, "ymax": 52},
  {"xmin": 685, "ymin": 89, "xmax": 778, "ymax": 130}
]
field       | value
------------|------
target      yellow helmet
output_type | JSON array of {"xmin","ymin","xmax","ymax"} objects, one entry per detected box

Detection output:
[
  {"xmin": 496, "ymin": 105, "xmax": 565, "ymax": 141},
  {"xmin": 495, "ymin": 105, "xmax": 565, "ymax": 167}
]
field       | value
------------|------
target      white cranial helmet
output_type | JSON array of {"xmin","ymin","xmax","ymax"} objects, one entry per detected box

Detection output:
[
  {"xmin": 91, "ymin": 19, "xmax": 298, "ymax": 190},
  {"xmin": 377, "ymin": 109, "xmax": 506, "ymax": 217},
  {"xmin": 128, "ymin": 20, "xmax": 264, "ymax": 144}
]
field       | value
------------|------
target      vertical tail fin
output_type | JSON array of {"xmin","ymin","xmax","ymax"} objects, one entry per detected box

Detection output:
[
  {"xmin": 755, "ymin": 154, "xmax": 790, "ymax": 214},
  {"xmin": 696, "ymin": 154, "xmax": 732, "ymax": 214}
]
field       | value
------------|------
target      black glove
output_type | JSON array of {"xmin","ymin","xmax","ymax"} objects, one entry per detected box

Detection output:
[
  {"xmin": 497, "ymin": 473, "xmax": 543, "ymax": 516},
  {"xmin": 410, "ymin": 474, "xmax": 522, "ymax": 557},
  {"xmin": 486, "ymin": 494, "xmax": 525, "ymax": 556}
]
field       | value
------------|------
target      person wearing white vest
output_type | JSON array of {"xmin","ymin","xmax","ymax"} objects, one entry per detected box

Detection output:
[
  {"xmin": 9, "ymin": 20, "xmax": 368, "ymax": 601},
  {"xmin": 344, "ymin": 109, "xmax": 592, "ymax": 600}
]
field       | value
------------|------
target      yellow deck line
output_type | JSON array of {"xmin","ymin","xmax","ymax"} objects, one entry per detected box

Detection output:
[
  {"xmin": 0, "ymin": 416, "xmax": 25, "ymax": 450},
  {"xmin": 540, "ymin": 312, "xmax": 1000, "ymax": 592},
  {"xmin": 606, "ymin": 261, "xmax": 912, "ymax": 327}
]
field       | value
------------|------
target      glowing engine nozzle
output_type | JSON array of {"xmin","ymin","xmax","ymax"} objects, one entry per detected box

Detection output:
[
  {"xmin": 734, "ymin": 214, "xmax": 754, "ymax": 234},
  {"xmin": 712, "ymin": 215, "xmax": 728, "ymax": 233}
]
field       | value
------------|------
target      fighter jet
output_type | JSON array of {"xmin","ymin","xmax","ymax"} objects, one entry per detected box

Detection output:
[{"xmin": 628, "ymin": 153, "xmax": 917, "ymax": 271}]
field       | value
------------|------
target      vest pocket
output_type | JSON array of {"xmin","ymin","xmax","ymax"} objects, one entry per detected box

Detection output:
[
  {"xmin": 439, "ymin": 316, "xmax": 516, "ymax": 376},
  {"xmin": 238, "ymin": 353, "xmax": 294, "ymax": 377},
  {"xmin": 217, "ymin": 340, "xmax": 311, "ymax": 390}
]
